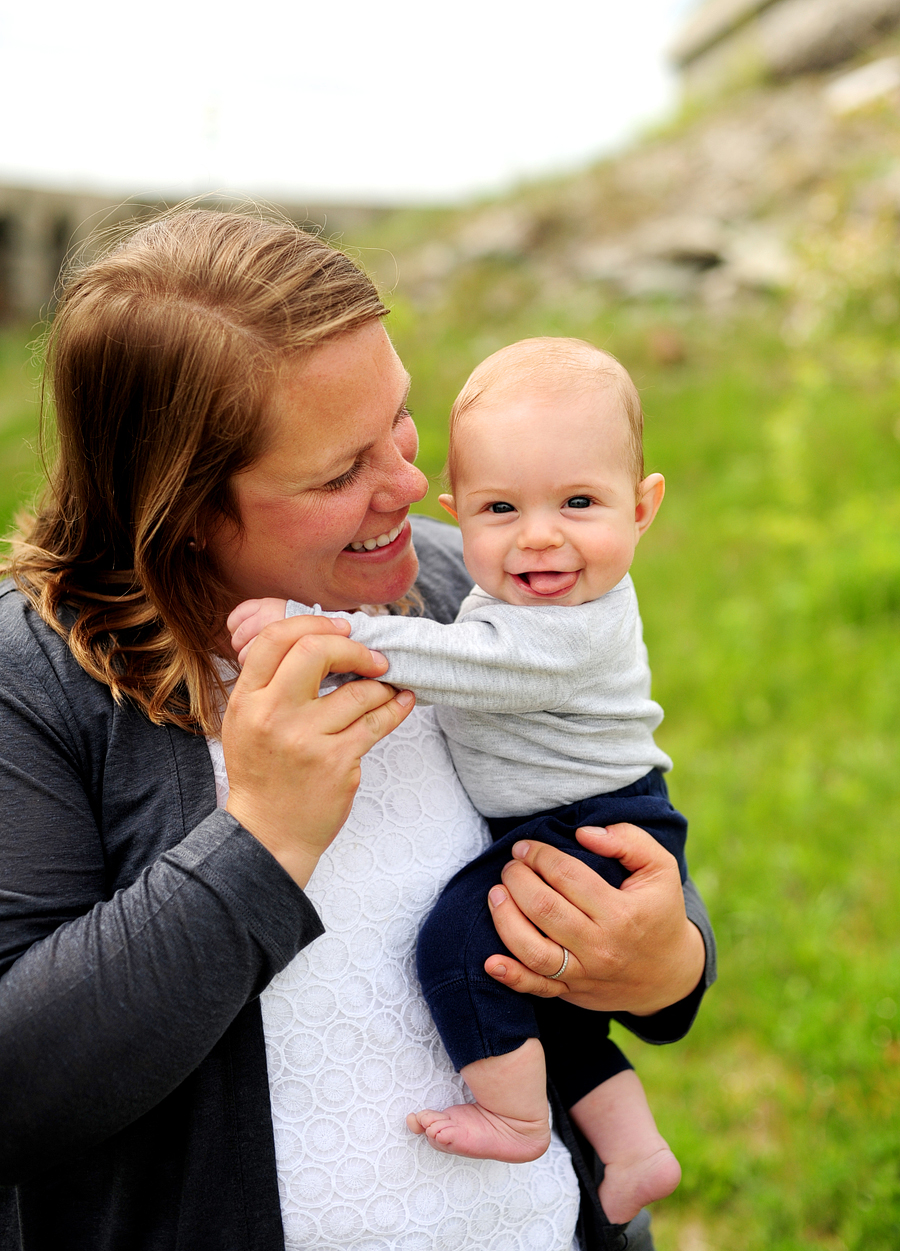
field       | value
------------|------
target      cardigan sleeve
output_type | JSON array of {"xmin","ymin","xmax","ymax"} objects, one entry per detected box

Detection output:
[{"xmin": 0, "ymin": 587, "xmax": 325, "ymax": 1183}]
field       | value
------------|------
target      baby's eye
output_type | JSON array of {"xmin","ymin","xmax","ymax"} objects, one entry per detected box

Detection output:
[
  {"xmin": 566, "ymin": 496, "xmax": 592, "ymax": 509},
  {"xmin": 488, "ymin": 501, "xmax": 516, "ymax": 514}
]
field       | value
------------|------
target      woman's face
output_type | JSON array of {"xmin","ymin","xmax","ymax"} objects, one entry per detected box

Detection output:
[{"xmin": 208, "ymin": 321, "xmax": 429, "ymax": 611}]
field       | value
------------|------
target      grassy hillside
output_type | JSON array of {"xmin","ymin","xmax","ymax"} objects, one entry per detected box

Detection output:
[
  {"xmin": 1, "ymin": 223, "xmax": 898, "ymax": 1248},
  {"xmin": 0, "ymin": 329, "xmax": 43, "ymax": 538}
]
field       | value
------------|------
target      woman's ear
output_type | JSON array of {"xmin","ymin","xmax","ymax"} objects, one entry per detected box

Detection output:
[
  {"xmin": 438, "ymin": 494, "xmax": 458, "ymax": 521},
  {"xmin": 635, "ymin": 473, "xmax": 665, "ymax": 538}
]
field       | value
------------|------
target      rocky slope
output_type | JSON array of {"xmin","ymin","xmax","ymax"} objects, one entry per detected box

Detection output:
[{"xmin": 363, "ymin": 33, "xmax": 900, "ymax": 332}]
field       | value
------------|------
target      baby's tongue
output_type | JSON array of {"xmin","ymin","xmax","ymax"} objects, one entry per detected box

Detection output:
[{"xmin": 525, "ymin": 571, "xmax": 578, "ymax": 596}]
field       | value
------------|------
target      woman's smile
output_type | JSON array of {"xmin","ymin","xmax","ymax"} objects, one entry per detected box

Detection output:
[{"xmin": 344, "ymin": 520, "xmax": 408, "ymax": 552}]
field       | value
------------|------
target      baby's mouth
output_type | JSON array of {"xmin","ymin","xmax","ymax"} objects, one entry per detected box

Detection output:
[{"xmin": 516, "ymin": 570, "xmax": 579, "ymax": 596}]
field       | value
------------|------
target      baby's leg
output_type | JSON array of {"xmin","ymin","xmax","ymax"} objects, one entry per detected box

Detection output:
[
  {"xmin": 571, "ymin": 1070, "xmax": 681, "ymax": 1225},
  {"xmin": 406, "ymin": 1038, "xmax": 551, "ymax": 1162}
]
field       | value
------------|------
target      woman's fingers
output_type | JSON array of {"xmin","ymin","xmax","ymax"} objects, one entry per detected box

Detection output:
[
  {"xmin": 574, "ymin": 822, "xmax": 673, "ymax": 884},
  {"xmin": 504, "ymin": 836, "xmax": 620, "ymax": 921},
  {"xmin": 221, "ymin": 615, "xmax": 413, "ymax": 889},
  {"xmin": 483, "ymin": 825, "xmax": 701, "ymax": 1015},
  {"xmin": 312, "ymin": 675, "xmax": 409, "ymax": 734},
  {"xmin": 484, "ymin": 883, "xmax": 582, "ymax": 995},
  {"xmin": 483, "ymin": 954, "xmax": 570, "ymax": 999},
  {"xmin": 499, "ymin": 824, "xmax": 678, "ymax": 937},
  {"xmin": 483, "ymin": 885, "xmax": 575, "ymax": 998},
  {"xmin": 235, "ymin": 617, "xmax": 385, "ymax": 702}
]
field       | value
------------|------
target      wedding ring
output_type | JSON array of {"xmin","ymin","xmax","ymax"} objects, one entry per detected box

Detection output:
[{"xmin": 547, "ymin": 946, "xmax": 569, "ymax": 980}]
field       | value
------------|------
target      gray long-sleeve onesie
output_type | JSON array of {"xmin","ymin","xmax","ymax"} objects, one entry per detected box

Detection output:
[{"xmin": 287, "ymin": 573, "xmax": 672, "ymax": 818}]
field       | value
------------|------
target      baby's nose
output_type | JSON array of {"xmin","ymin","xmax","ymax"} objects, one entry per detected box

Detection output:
[{"xmin": 517, "ymin": 516, "xmax": 565, "ymax": 549}]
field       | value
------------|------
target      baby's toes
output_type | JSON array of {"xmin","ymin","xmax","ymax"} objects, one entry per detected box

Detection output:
[{"xmin": 406, "ymin": 1108, "xmax": 448, "ymax": 1136}]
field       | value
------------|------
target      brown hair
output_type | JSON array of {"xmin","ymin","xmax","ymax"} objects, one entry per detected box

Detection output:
[
  {"xmin": 5, "ymin": 208, "xmax": 387, "ymax": 733},
  {"xmin": 447, "ymin": 337, "xmax": 645, "ymax": 489}
]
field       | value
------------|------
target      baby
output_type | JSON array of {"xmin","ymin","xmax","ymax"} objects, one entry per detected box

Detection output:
[{"xmin": 229, "ymin": 337, "xmax": 686, "ymax": 1226}]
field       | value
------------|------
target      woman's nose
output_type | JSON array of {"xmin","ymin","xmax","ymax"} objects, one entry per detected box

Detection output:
[{"xmin": 370, "ymin": 450, "xmax": 429, "ymax": 512}]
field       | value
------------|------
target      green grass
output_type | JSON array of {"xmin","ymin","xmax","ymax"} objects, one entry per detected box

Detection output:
[
  {"xmin": 0, "ymin": 327, "xmax": 44, "ymax": 539},
  {"xmin": 1, "ymin": 273, "xmax": 898, "ymax": 1249}
]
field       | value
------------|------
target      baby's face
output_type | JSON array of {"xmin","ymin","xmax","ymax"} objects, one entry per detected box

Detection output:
[{"xmin": 447, "ymin": 386, "xmax": 653, "ymax": 608}]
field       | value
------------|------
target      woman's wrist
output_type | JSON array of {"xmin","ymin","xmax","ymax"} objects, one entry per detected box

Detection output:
[
  {"xmin": 225, "ymin": 799, "xmax": 322, "ymax": 890},
  {"xmin": 627, "ymin": 917, "xmax": 706, "ymax": 1017}
]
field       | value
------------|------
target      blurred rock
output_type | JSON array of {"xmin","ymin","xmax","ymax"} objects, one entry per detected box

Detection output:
[
  {"xmin": 454, "ymin": 206, "xmax": 536, "ymax": 261},
  {"xmin": 725, "ymin": 225, "xmax": 794, "ymax": 289},
  {"xmin": 674, "ymin": 0, "xmax": 900, "ymax": 99},
  {"xmin": 824, "ymin": 55, "xmax": 900, "ymax": 113},
  {"xmin": 762, "ymin": 0, "xmax": 900, "ymax": 78}
]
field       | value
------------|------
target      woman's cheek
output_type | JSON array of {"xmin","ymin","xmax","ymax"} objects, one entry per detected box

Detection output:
[{"xmin": 302, "ymin": 492, "xmax": 367, "ymax": 548}]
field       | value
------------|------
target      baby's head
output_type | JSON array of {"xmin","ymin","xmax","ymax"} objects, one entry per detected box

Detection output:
[{"xmin": 439, "ymin": 337, "xmax": 664, "ymax": 608}]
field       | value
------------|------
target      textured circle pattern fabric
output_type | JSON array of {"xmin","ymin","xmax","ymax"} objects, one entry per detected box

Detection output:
[{"xmin": 209, "ymin": 702, "xmax": 580, "ymax": 1250}]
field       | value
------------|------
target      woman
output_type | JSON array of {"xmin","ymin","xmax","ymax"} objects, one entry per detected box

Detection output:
[{"xmin": 0, "ymin": 210, "xmax": 714, "ymax": 1250}]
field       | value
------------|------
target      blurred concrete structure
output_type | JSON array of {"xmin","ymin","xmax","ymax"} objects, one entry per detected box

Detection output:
[
  {"xmin": 0, "ymin": 186, "xmax": 391, "ymax": 322},
  {"xmin": 672, "ymin": 0, "xmax": 900, "ymax": 97}
]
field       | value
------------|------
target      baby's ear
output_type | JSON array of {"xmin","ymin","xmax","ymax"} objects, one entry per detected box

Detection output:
[
  {"xmin": 438, "ymin": 494, "xmax": 459, "ymax": 521},
  {"xmin": 635, "ymin": 473, "xmax": 665, "ymax": 538}
]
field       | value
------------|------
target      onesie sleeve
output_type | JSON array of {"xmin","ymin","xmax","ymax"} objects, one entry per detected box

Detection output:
[{"xmin": 286, "ymin": 600, "xmax": 588, "ymax": 713}]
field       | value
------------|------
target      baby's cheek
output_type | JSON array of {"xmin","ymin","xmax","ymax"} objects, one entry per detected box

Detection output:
[{"xmin": 460, "ymin": 532, "xmax": 496, "ymax": 581}]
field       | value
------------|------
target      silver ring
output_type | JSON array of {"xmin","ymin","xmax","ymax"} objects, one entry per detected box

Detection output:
[{"xmin": 547, "ymin": 946, "xmax": 569, "ymax": 980}]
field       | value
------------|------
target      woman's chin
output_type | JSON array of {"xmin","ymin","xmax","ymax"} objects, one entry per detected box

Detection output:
[{"xmin": 328, "ymin": 534, "xmax": 419, "ymax": 608}]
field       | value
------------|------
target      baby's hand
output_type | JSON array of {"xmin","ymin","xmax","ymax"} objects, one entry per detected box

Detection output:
[{"xmin": 228, "ymin": 597, "xmax": 290, "ymax": 665}]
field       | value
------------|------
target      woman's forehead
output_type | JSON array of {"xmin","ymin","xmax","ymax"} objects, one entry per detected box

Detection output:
[{"xmin": 256, "ymin": 323, "xmax": 409, "ymax": 474}]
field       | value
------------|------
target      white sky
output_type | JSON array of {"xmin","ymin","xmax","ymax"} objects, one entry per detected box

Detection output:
[{"xmin": 0, "ymin": 0, "xmax": 699, "ymax": 205}]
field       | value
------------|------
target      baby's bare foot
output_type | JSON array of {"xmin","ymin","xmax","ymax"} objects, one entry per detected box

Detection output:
[
  {"xmin": 406, "ymin": 1103, "xmax": 551, "ymax": 1162},
  {"xmin": 598, "ymin": 1146, "xmax": 682, "ymax": 1225}
]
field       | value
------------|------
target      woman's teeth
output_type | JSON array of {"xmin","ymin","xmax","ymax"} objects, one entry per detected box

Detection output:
[{"xmin": 346, "ymin": 523, "xmax": 404, "ymax": 552}]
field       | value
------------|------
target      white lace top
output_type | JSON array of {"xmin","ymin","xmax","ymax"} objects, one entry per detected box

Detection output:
[{"xmin": 208, "ymin": 697, "xmax": 581, "ymax": 1250}]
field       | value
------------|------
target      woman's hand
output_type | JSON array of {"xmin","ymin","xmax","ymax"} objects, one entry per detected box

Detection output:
[
  {"xmin": 222, "ymin": 615, "xmax": 415, "ymax": 888},
  {"xmin": 483, "ymin": 823, "xmax": 706, "ymax": 1017}
]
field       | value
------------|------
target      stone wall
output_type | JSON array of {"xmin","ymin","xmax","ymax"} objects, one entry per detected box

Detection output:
[{"xmin": 672, "ymin": 0, "xmax": 900, "ymax": 97}]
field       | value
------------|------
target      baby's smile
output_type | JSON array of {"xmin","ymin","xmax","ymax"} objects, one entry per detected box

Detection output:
[{"xmin": 512, "ymin": 570, "xmax": 580, "ymax": 597}]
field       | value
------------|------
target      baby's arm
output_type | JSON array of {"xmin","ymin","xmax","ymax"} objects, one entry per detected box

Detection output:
[{"xmin": 228, "ymin": 596, "xmax": 582, "ymax": 713}]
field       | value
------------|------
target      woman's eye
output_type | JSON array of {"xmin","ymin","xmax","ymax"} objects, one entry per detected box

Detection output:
[
  {"xmin": 488, "ymin": 501, "xmax": 515, "ymax": 514},
  {"xmin": 566, "ymin": 496, "xmax": 592, "ymax": 509},
  {"xmin": 323, "ymin": 461, "xmax": 364, "ymax": 492}
]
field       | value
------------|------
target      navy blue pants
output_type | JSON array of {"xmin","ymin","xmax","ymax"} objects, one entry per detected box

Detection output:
[{"xmin": 416, "ymin": 769, "xmax": 688, "ymax": 1109}]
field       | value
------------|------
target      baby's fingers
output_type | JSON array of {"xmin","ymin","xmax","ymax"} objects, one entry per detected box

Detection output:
[
  {"xmin": 230, "ymin": 597, "xmax": 296, "ymax": 662},
  {"xmin": 226, "ymin": 598, "xmax": 263, "ymax": 637}
]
